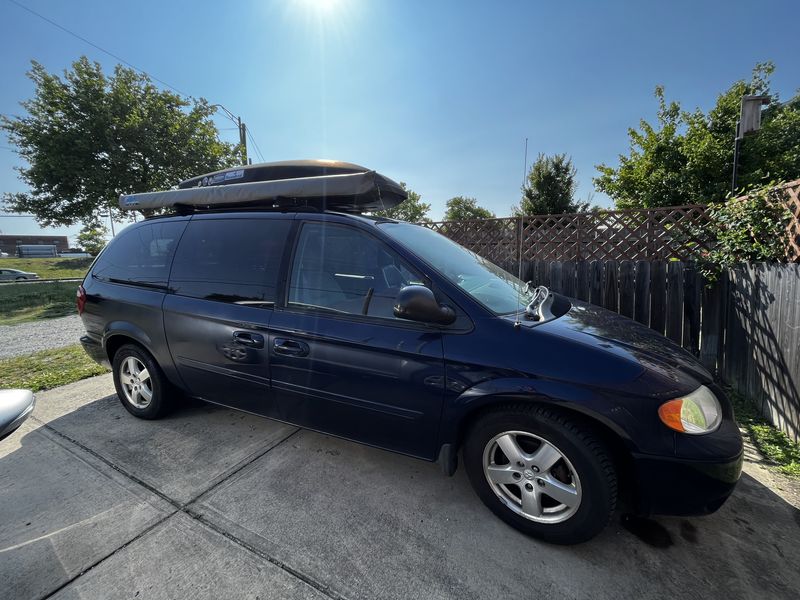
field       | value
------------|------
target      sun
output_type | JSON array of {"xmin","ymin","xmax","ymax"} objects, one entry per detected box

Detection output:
[{"xmin": 304, "ymin": 0, "xmax": 339, "ymax": 12}]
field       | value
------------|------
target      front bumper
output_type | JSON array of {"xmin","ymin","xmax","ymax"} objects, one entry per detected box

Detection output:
[
  {"xmin": 80, "ymin": 335, "xmax": 111, "ymax": 369},
  {"xmin": 632, "ymin": 449, "xmax": 744, "ymax": 516}
]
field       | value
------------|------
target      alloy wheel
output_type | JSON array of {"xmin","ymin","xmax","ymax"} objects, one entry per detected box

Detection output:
[
  {"xmin": 482, "ymin": 430, "xmax": 582, "ymax": 523},
  {"xmin": 119, "ymin": 356, "xmax": 153, "ymax": 408}
]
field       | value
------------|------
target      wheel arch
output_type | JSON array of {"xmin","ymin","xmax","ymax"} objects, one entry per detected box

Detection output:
[
  {"xmin": 440, "ymin": 385, "xmax": 637, "ymax": 501},
  {"xmin": 103, "ymin": 324, "xmax": 153, "ymax": 363}
]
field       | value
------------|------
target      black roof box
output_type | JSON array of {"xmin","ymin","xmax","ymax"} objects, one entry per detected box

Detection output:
[{"xmin": 119, "ymin": 159, "xmax": 406, "ymax": 213}]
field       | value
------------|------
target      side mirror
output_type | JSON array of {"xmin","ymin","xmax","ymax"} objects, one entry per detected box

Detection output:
[
  {"xmin": 0, "ymin": 389, "xmax": 35, "ymax": 442},
  {"xmin": 393, "ymin": 285, "xmax": 456, "ymax": 325}
]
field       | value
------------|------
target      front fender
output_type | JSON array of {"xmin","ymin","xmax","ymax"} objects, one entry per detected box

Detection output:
[{"xmin": 439, "ymin": 377, "xmax": 646, "ymax": 453}]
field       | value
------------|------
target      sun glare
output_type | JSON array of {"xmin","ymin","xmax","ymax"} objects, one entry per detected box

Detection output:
[{"xmin": 304, "ymin": 0, "xmax": 339, "ymax": 12}]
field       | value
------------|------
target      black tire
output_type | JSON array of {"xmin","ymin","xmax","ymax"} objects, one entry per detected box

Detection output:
[
  {"xmin": 111, "ymin": 343, "xmax": 173, "ymax": 419},
  {"xmin": 463, "ymin": 404, "xmax": 617, "ymax": 545},
  {"xmin": 15, "ymin": 277, "xmax": 25, "ymax": 281}
]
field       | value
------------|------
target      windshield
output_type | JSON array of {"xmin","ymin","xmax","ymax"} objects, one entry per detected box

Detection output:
[{"xmin": 380, "ymin": 222, "xmax": 530, "ymax": 315}]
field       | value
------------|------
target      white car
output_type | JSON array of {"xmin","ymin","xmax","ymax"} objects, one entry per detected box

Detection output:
[{"xmin": 0, "ymin": 268, "xmax": 40, "ymax": 281}]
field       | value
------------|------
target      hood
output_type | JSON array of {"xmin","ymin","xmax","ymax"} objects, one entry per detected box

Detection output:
[{"xmin": 532, "ymin": 299, "xmax": 711, "ymax": 398}]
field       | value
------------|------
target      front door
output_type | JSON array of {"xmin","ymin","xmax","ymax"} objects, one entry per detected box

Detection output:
[
  {"xmin": 269, "ymin": 220, "xmax": 445, "ymax": 459},
  {"xmin": 164, "ymin": 215, "xmax": 292, "ymax": 416}
]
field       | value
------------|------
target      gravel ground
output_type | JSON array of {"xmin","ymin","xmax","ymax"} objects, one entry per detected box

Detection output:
[{"xmin": 0, "ymin": 314, "xmax": 85, "ymax": 359}]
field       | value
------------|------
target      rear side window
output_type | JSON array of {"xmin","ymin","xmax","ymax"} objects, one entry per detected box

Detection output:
[
  {"xmin": 169, "ymin": 218, "xmax": 291, "ymax": 306},
  {"xmin": 92, "ymin": 221, "xmax": 186, "ymax": 287}
]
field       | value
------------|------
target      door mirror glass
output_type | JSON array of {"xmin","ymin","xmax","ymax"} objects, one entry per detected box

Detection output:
[{"xmin": 393, "ymin": 285, "xmax": 456, "ymax": 325}]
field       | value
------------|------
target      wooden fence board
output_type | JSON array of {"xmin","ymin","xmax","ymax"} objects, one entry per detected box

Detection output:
[
  {"xmin": 650, "ymin": 261, "xmax": 667, "ymax": 335},
  {"xmin": 682, "ymin": 263, "xmax": 701, "ymax": 354},
  {"xmin": 603, "ymin": 261, "xmax": 618, "ymax": 312},
  {"xmin": 619, "ymin": 261, "xmax": 635, "ymax": 318},
  {"xmin": 576, "ymin": 261, "xmax": 590, "ymax": 301},
  {"xmin": 590, "ymin": 260, "xmax": 603, "ymax": 306},
  {"xmin": 699, "ymin": 276, "xmax": 723, "ymax": 371},
  {"xmin": 665, "ymin": 261, "xmax": 684, "ymax": 344},
  {"xmin": 634, "ymin": 261, "xmax": 650, "ymax": 326},
  {"xmin": 549, "ymin": 261, "xmax": 563, "ymax": 294},
  {"xmin": 562, "ymin": 262, "xmax": 576, "ymax": 298}
]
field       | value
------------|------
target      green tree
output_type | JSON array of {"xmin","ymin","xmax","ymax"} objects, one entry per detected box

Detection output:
[
  {"xmin": 517, "ymin": 153, "xmax": 587, "ymax": 215},
  {"xmin": 76, "ymin": 223, "xmax": 108, "ymax": 255},
  {"xmin": 443, "ymin": 196, "xmax": 494, "ymax": 221},
  {"xmin": 595, "ymin": 63, "xmax": 800, "ymax": 208},
  {"xmin": 373, "ymin": 183, "xmax": 431, "ymax": 222},
  {"xmin": 1, "ymin": 57, "xmax": 239, "ymax": 226}
]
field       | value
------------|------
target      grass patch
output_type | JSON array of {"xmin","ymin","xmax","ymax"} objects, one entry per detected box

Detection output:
[
  {"xmin": 730, "ymin": 389, "xmax": 800, "ymax": 478},
  {"xmin": 0, "ymin": 257, "xmax": 93, "ymax": 279},
  {"xmin": 0, "ymin": 280, "xmax": 78, "ymax": 325},
  {"xmin": 0, "ymin": 344, "xmax": 108, "ymax": 393}
]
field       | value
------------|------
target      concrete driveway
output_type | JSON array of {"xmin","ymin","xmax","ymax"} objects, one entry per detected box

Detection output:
[{"xmin": 1, "ymin": 375, "xmax": 799, "ymax": 600}]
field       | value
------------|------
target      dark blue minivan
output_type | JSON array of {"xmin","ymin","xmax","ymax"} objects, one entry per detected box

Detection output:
[{"xmin": 79, "ymin": 162, "xmax": 743, "ymax": 544}]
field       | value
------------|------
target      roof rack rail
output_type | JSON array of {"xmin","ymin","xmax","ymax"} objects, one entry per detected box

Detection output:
[{"xmin": 120, "ymin": 160, "xmax": 406, "ymax": 215}]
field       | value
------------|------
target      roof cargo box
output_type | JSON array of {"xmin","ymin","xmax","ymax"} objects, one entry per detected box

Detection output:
[{"xmin": 119, "ymin": 160, "xmax": 406, "ymax": 214}]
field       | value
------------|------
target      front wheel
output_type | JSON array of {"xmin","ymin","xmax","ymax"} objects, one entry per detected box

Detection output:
[
  {"xmin": 112, "ymin": 344, "xmax": 172, "ymax": 419},
  {"xmin": 463, "ymin": 405, "xmax": 617, "ymax": 545}
]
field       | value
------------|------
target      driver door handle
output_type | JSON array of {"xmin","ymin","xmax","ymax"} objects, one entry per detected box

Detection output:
[
  {"xmin": 233, "ymin": 331, "xmax": 264, "ymax": 348},
  {"xmin": 273, "ymin": 338, "xmax": 310, "ymax": 357}
]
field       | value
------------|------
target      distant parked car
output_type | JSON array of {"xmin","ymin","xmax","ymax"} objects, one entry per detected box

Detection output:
[{"xmin": 0, "ymin": 268, "xmax": 40, "ymax": 281}]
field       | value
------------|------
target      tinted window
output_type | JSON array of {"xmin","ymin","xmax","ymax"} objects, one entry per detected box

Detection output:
[
  {"xmin": 92, "ymin": 221, "xmax": 185, "ymax": 287},
  {"xmin": 170, "ymin": 218, "xmax": 290, "ymax": 305},
  {"xmin": 288, "ymin": 222, "xmax": 425, "ymax": 319}
]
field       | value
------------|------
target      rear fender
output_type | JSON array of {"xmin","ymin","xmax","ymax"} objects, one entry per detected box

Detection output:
[{"xmin": 103, "ymin": 322, "xmax": 182, "ymax": 388}]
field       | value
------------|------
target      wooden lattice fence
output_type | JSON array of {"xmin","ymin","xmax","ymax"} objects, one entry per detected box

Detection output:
[
  {"xmin": 422, "ymin": 181, "xmax": 800, "ymax": 265},
  {"xmin": 780, "ymin": 180, "xmax": 800, "ymax": 262}
]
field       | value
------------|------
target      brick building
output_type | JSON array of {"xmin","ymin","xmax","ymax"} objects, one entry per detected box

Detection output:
[{"xmin": 0, "ymin": 235, "xmax": 69, "ymax": 256}]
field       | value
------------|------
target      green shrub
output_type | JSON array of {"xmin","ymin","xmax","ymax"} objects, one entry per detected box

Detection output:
[{"xmin": 699, "ymin": 182, "xmax": 793, "ymax": 281}]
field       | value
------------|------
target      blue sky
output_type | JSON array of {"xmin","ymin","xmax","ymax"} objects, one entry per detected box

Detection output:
[{"xmin": 1, "ymin": 0, "xmax": 799, "ymax": 244}]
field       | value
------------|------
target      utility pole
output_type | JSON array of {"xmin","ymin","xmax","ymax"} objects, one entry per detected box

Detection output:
[
  {"xmin": 213, "ymin": 104, "xmax": 248, "ymax": 165},
  {"xmin": 238, "ymin": 117, "xmax": 248, "ymax": 165}
]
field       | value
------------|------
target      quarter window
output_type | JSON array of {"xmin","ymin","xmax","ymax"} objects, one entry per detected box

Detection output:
[
  {"xmin": 288, "ymin": 222, "xmax": 425, "ymax": 319},
  {"xmin": 91, "ymin": 221, "xmax": 185, "ymax": 287},
  {"xmin": 170, "ymin": 218, "xmax": 290, "ymax": 305}
]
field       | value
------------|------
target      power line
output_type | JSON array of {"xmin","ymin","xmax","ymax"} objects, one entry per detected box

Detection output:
[
  {"xmin": 246, "ymin": 128, "xmax": 265, "ymax": 163},
  {"xmin": 7, "ymin": 0, "xmax": 265, "ymax": 160},
  {"xmin": 7, "ymin": 0, "xmax": 190, "ymax": 97}
]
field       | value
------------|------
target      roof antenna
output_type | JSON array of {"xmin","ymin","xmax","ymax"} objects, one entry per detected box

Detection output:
[{"xmin": 514, "ymin": 137, "xmax": 529, "ymax": 329}]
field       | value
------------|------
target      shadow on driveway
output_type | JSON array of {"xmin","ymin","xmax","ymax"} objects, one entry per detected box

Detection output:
[{"xmin": 1, "ymin": 381, "xmax": 799, "ymax": 600}]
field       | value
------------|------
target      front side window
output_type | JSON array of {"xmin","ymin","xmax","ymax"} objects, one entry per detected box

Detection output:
[
  {"xmin": 170, "ymin": 218, "xmax": 290, "ymax": 305},
  {"xmin": 92, "ymin": 221, "xmax": 185, "ymax": 287},
  {"xmin": 288, "ymin": 222, "xmax": 425, "ymax": 319},
  {"xmin": 380, "ymin": 222, "xmax": 530, "ymax": 315}
]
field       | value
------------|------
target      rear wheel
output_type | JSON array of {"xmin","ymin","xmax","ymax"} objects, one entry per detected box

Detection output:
[
  {"xmin": 463, "ymin": 405, "xmax": 617, "ymax": 545},
  {"xmin": 112, "ymin": 344, "xmax": 172, "ymax": 419}
]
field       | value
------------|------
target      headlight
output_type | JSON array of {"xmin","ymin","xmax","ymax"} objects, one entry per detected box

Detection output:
[{"xmin": 658, "ymin": 385, "xmax": 722, "ymax": 434}]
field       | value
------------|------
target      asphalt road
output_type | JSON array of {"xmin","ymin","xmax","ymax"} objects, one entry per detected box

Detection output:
[{"xmin": 1, "ymin": 374, "xmax": 799, "ymax": 600}]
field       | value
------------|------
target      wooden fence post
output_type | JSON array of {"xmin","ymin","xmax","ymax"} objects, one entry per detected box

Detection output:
[{"xmin": 650, "ymin": 260, "xmax": 666, "ymax": 335}]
